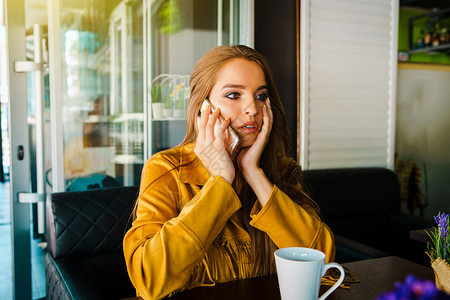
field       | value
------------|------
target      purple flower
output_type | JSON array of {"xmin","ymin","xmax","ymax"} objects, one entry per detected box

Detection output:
[
  {"xmin": 434, "ymin": 212, "xmax": 449, "ymax": 238},
  {"xmin": 376, "ymin": 274, "xmax": 450, "ymax": 300}
]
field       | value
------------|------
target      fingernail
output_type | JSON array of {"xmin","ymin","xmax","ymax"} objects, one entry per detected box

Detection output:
[
  {"xmin": 215, "ymin": 107, "xmax": 220, "ymax": 113},
  {"xmin": 267, "ymin": 97, "xmax": 270, "ymax": 104},
  {"xmin": 264, "ymin": 104, "xmax": 267, "ymax": 110},
  {"xmin": 225, "ymin": 117, "xmax": 230, "ymax": 121}
]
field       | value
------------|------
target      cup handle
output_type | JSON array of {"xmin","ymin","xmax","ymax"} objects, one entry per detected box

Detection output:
[{"xmin": 318, "ymin": 262, "xmax": 345, "ymax": 300}]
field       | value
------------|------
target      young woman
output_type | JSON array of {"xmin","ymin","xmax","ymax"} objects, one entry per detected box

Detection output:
[{"xmin": 123, "ymin": 45, "xmax": 335, "ymax": 299}]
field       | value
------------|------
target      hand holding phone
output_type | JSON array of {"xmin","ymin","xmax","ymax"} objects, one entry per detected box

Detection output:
[{"xmin": 197, "ymin": 99, "xmax": 240, "ymax": 157}]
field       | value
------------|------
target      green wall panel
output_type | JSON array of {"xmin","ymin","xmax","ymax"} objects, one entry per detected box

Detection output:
[{"xmin": 399, "ymin": 8, "xmax": 450, "ymax": 65}]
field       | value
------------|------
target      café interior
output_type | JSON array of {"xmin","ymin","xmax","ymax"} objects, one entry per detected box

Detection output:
[{"xmin": 0, "ymin": 0, "xmax": 449, "ymax": 299}]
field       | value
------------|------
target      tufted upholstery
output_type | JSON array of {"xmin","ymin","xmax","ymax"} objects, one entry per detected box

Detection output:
[
  {"xmin": 46, "ymin": 186, "xmax": 139, "ymax": 300},
  {"xmin": 46, "ymin": 255, "xmax": 72, "ymax": 300}
]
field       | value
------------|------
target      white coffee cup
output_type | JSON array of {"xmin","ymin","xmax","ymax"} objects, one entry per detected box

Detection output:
[{"xmin": 274, "ymin": 247, "xmax": 344, "ymax": 300}]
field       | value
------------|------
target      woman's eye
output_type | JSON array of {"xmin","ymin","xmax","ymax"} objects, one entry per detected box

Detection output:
[
  {"xmin": 256, "ymin": 93, "xmax": 268, "ymax": 101},
  {"xmin": 225, "ymin": 92, "xmax": 240, "ymax": 99}
]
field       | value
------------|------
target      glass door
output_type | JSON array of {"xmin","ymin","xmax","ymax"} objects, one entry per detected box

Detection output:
[
  {"xmin": 48, "ymin": 0, "xmax": 145, "ymax": 191},
  {"xmin": 47, "ymin": 0, "xmax": 253, "ymax": 189}
]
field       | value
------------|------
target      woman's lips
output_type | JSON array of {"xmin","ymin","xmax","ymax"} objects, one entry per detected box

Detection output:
[{"xmin": 237, "ymin": 121, "xmax": 259, "ymax": 133}]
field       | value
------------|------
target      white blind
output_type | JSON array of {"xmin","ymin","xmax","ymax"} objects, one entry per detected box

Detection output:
[{"xmin": 300, "ymin": 0, "xmax": 398, "ymax": 170}]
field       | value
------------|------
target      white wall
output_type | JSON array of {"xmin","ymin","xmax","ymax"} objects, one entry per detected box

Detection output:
[{"xmin": 396, "ymin": 65, "xmax": 450, "ymax": 219}]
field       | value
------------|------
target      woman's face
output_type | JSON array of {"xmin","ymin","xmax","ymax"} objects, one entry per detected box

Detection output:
[{"xmin": 209, "ymin": 58, "xmax": 268, "ymax": 148}]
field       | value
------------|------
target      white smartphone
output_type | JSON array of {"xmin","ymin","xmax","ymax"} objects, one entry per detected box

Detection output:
[{"xmin": 197, "ymin": 99, "xmax": 240, "ymax": 156}]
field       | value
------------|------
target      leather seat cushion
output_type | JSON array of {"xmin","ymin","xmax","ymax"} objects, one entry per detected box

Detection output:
[{"xmin": 46, "ymin": 252, "xmax": 135, "ymax": 300}]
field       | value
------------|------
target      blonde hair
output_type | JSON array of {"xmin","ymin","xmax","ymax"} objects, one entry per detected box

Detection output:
[{"xmin": 180, "ymin": 45, "xmax": 319, "ymax": 276}]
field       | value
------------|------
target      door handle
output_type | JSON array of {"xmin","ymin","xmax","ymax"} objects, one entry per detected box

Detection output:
[
  {"xmin": 15, "ymin": 25, "xmax": 47, "ymax": 236},
  {"xmin": 13, "ymin": 61, "xmax": 42, "ymax": 73},
  {"xmin": 17, "ymin": 192, "xmax": 46, "ymax": 204}
]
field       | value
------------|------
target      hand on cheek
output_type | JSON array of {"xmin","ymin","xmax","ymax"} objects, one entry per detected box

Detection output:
[
  {"xmin": 237, "ymin": 98, "xmax": 273, "ymax": 178},
  {"xmin": 237, "ymin": 98, "xmax": 274, "ymax": 206}
]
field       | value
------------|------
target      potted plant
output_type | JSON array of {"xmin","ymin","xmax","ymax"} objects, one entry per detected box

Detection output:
[
  {"xmin": 173, "ymin": 82, "xmax": 186, "ymax": 118},
  {"xmin": 162, "ymin": 84, "xmax": 173, "ymax": 118},
  {"xmin": 151, "ymin": 84, "xmax": 164, "ymax": 119},
  {"xmin": 426, "ymin": 212, "xmax": 450, "ymax": 295}
]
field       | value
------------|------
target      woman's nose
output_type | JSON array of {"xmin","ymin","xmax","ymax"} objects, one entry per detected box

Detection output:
[{"xmin": 243, "ymin": 98, "xmax": 258, "ymax": 116}]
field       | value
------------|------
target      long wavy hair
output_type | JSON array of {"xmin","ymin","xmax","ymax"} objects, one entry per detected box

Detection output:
[{"xmin": 180, "ymin": 45, "xmax": 319, "ymax": 276}]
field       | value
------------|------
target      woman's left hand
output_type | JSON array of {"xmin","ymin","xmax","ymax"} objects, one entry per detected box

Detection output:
[{"xmin": 237, "ymin": 98, "xmax": 273, "ymax": 178}]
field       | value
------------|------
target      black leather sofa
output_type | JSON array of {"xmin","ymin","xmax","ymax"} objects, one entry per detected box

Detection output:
[
  {"xmin": 45, "ymin": 168, "xmax": 434, "ymax": 299},
  {"xmin": 45, "ymin": 186, "xmax": 139, "ymax": 300}
]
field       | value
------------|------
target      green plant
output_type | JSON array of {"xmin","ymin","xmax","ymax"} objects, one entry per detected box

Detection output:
[
  {"xmin": 427, "ymin": 212, "xmax": 449, "ymax": 263},
  {"xmin": 163, "ymin": 85, "xmax": 172, "ymax": 108},
  {"xmin": 175, "ymin": 92, "xmax": 185, "ymax": 110},
  {"xmin": 158, "ymin": 0, "xmax": 183, "ymax": 35},
  {"xmin": 151, "ymin": 85, "xmax": 161, "ymax": 103},
  {"xmin": 170, "ymin": 82, "xmax": 185, "ymax": 110}
]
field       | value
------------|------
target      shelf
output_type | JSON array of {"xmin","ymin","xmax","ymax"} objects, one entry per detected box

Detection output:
[
  {"xmin": 408, "ymin": 8, "xmax": 450, "ymax": 55},
  {"xmin": 152, "ymin": 117, "xmax": 186, "ymax": 121},
  {"xmin": 112, "ymin": 113, "xmax": 145, "ymax": 123},
  {"xmin": 408, "ymin": 8, "xmax": 450, "ymax": 22},
  {"xmin": 398, "ymin": 62, "xmax": 450, "ymax": 71},
  {"xmin": 114, "ymin": 154, "xmax": 144, "ymax": 164},
  {"xmin": 409, "ymin": 44, "xmax": 450, "ymax": 54}
]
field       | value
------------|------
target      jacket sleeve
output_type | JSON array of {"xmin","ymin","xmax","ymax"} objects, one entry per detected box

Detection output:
[
  {"xmin": 123, "ymin": 155, "xmax": 241, "ymax": 299},
  {"xmin": 249, "ymin": 185, "xmax": 336, "ymax": 262}
]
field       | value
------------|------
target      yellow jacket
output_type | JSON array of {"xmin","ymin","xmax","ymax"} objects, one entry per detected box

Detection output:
[{"xmin": 123, "ymin": 143, "xmax": 335, "ymax": 299}]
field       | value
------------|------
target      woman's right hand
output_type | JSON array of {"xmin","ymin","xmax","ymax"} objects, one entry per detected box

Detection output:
[{"xmin": 194, "ymin": 105, "xmax": 235, "ymax": 184}]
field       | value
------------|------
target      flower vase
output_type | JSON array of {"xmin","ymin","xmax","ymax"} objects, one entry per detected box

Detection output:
[
  {"xmin": 152, "ymin": 103, "xmax": 165, "ymax": 119},
  {"xmin": 431, "ymin": 258, "xmax": 450, "ymax": 294},
  {"xmin": 163, "ymin": 108, "xmax": 173, "ymax": 118},
  {"xmin": 173, "ymin": 109, "xmax": 184, "ymax": 118}
]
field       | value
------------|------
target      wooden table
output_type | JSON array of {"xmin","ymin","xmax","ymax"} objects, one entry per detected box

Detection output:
[
  {"xmin": 326, "ymin": 256, "xmax": 434, "ymax": 299},
  {"xmin": 123, "ymin": 256, "xmax": 435, "ymax": 300}
]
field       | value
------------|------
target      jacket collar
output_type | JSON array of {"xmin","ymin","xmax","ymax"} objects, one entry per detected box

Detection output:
[{"xmin": 178, "ymin": 142, "xmax": 210, "ymax": 186}]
